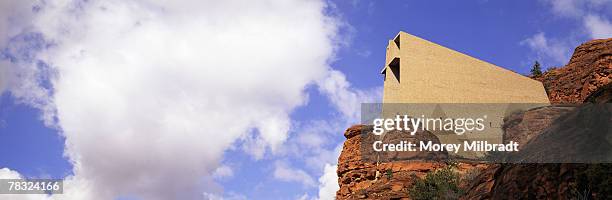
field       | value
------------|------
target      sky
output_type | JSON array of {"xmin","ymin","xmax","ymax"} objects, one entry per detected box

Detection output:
[{"xmin": 0, "ymin": 0, "xmax": 610, "ymax": 199}]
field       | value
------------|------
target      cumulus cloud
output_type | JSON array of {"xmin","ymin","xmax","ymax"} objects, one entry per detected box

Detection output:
[
  {"xmin": 202, "ymin": 192, "xmax": 247, "ymax": 200},
  {"xmin": 541, "ymin": 0, "xmax": 612, "ymax": 39},
  {"xmin": 273, "ymin": 69, "xmax": 380, "ymax": 197},
  {"xmin": 1, "ymin": 32, "xmax": 57, "ymax": 126},
  {"xmin": 212, "ymin": 165, "xmax": 234, "ymax": 179},
  {"xmin": 0, "ymin": 168, "xmax": 50, "ymax": 200},
  {"xmin": 584, "ymin": 14, "xmax": 612, "ymax": 39},
  {"xmin": 288, "ymin": 164, "xmax": 339, "ymax": 200},
  {"xmin": 520, "ymin": 32, "xmax": 571, "ymax": 66},
  {"xmin": 300, "ymin": 70, "xmax": 380, "ymax": 199},
  {"xmin": 277, "ymin": 120, "xmax": 344, "ymax": 199},
  {"xmin": 546, "ymin": 0, "xmax": 585, "ymax": 17},
  {"xmin": 524, "ymin": 0, "xmax": 611, "ymax": 67},
  {"xmin": 0, "ymin": 1, "xmax": 57, "ymax": 125},
  {"xmin": 0, "ymin": 0, "xmax": 383, "ymax": 198},
  {"xmin": 278, "ymin": 68, "xmax": 379, "ymax": 172},
  {"xmin": 273, "ymin": 161, "xmax": 317, "ymax": 187},
  {"xmin": 0, "ymin": 60, "xmax": 7, "ymax": 95},
  {"xmin": 544, "ymin": 0, "xmax": 611, "ymax": 18},
  {"xmin": 296, "ymin": 193, "xmax": 312, "ymax": 200},
  {"xmin": 1, "ymin": 0, "xmax": 346, "ymax": 199},
  {"xmin": 42, "ymin": 0, "xmax": 336, "ymax": 197},
  {"xmin": 0, "ymin": 1, "xmax": 35, "ymax": 48},
  {"xmin": 316, "ymin": 164, "xmax": 339, "ymax": 200},
  {"xmin": 317, "ymin": 69, "xmax": 382, "ymax": 122}
]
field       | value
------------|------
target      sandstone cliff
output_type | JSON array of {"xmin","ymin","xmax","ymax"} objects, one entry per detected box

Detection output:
[
  {"xmin": 463, "ymin": 103, "xmax": 611, "ymax": 199},
  {"xmin": 336, "ymin": 38, "xmax": 612, "ymax": 200},
  {"xmin": 336, "ymin": 125, "xmax": 488, "ymax": 199},
  {"xmin": 462, "ymin": 38, "xmax": 612, "ymax": 199},
  {"xmin": 535, "ymin": 38, "xmax": 612, "ymax": 104}
]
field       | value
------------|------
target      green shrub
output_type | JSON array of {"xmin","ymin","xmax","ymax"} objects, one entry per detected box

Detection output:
[
  {"xmin": 386, "ymin": 168, "xmax": 393, "ymax": 179},
  {"xmin": 409, "ymin": 165, "xmax": 464, "ymax": 200}
]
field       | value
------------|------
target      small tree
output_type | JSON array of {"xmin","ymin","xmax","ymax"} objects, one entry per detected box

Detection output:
[
  {"xmin": 531, "ymin": 61, "xmax": 542, "ymax": 76},
  {"xmin": 409, "ymin": 165, "xmax": 464, "ymax": 200}
]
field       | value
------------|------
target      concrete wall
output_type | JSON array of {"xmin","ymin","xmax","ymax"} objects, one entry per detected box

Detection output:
[{"xmin": 382, "ymin": 31, "xmax": 550, "ymax": 104}]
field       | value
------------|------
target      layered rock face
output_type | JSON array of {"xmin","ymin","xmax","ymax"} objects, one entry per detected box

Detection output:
[
  {"xmin": 462, "ymin": 39, "xmax": 612, "ymax": 199},
  {"xmin": 336, "ymin": 125, "xmax": 487, "ymax": 200},
  {"xmin": 461, "ymin": 106, "xmax": 576, "ymax": 200},
  {"xmin": 464, "ymin": 104, "xmax": 611, "ymax": 199},
  {"xmin": 336, "ymin": 38, "xmax": 611, "ymax": 199},
  {"xmin": 535, "ymin": 38, "xmax": 612, "ymax": 104},
  {"xmin": 463, "ymin": 163, "xmax": 592, "ymax": 200}
]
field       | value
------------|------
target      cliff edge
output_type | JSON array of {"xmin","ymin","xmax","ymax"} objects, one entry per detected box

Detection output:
[{"xmin": 336, "ymin": 38, "xmax": 612, "ymax": 199}]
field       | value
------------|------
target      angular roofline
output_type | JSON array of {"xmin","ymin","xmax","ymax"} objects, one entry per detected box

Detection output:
[{"xmin": 394, "ymin": 31, "xmax": 542, "ymax": 84}]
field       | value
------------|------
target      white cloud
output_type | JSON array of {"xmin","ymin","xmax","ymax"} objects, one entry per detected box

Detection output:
[
  {"xmin": 295, "ymin": 69, "xmax": 380, "ymax": 199},
  {"xmin": 296, "ymin": 193, "xmax": 312, "ymax": 200},
  {"xmin": 1, "ymin": 33, "xmax": 57, "ymax": 126},
  {"xmin": 584, "ymin": 14, "xmax": 612, "ymax": 39},
  {"xmin": 521, "ymin": 32, "xmax": 571, "ymax": 66},
  {"xmin": 525, "ymin": 0, "xmax": 611, "ymax": 67},
  {"xmin": 1, "ymin": 0, "xmax": 381, "ymax": 198},
  {"xmin": 315, "ymin": 164, "xmax": 339, "ymax": 200},
  {"xmin": 0, "ymin": 168, "xmax": 50, "ymax": 200},
  {"xmin": 541, "ymin": 0, "xmax": 612, "ymax": 40},
  {"xmin": 1, "ymin": 0, "xmax": 345, "ymax": 199},
  {"xmin": 544, "ymin": 0, "xmax": 611, "ymax": 18},
  {"xmin": 212, "ymin": 165, "xmax": 234, "ymax": 179},
  {"xmin": 356, "ymin": 50, "xmax": 372, "ymax": 58},
  {"xmin": 0, "ymin": 0, "xmax": 57, "ymax": 125},
  {"xmin": 317, "ymin": 69, "xmax": 381, "ymax": 122},
  {"xmin": 203, "ymin": 191, "xmax": 247, "ymax": 200},
  {"xmin": 273, "ymin": 161, "xmax": 317, "ymax": 187},
  {"xmin": 0, "ymin": 60, "xmax": 7, "ymax": 95},
  {"xmin": 274, "ymin": 69, "xmax": 379, "ymax": 197},
  {"xmin": 290, "ymin": 120, "xmax": 338, "ymax": 152},
  {"xmin": 0, "ymin": 1, "xmax": 35, "ymax": 48},
  {"xmin": 0, "ymin": 168, "xmax": 22, "ymax": 179},
  {"xmin": 279, "ymin": 67, "xmax": 379, "ymax": 170},
  {"xmin": 303, "ymin": 141, "xmax": 342, "ymax": 173},
  {"xmin": 546, "ymin": 0, "xmax": 585, "ymax": 17}
]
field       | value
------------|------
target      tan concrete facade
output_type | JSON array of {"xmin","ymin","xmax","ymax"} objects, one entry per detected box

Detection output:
[
  {"xmin": 381, "ymin": 31, "xmax": 550, "ymax": 104},
  {"xmin": 378, "ymin": 32, "xmax": 550, "ymax": 158}
]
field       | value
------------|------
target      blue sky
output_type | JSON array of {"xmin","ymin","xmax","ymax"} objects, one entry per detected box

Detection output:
[{"xmin": 0, "ymin": 0, "xmax": 610, "ymax": 199}]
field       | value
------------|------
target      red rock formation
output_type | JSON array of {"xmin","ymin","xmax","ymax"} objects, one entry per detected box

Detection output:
[
  {"xmin": 463, "ymin": 38, "xmax": 612, "ymax": 199},
  {"xmin": 502, "ymin": 106, "xmax": 574, "ymax": 145},
  {"xmin": 461, "ymin": 106, "xmax": 575, "ymax": 200},
  {"xmin": 535, "ymin": 38, "xmax": 612, "ymax": 104},
  {"xmin": 462, "ymin": 106, "xmax": 581, "ymax": 199},
  {"xmin": 336, "ymin": 125, "xmax": 487, "ymax": 200},
  {"xmin": 463, "ymin": 163, "xmax": 594, "ymax": 200},
  {"xmin": 336, "ymin": 38, "xmax": 612, "ymax": 199}
]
